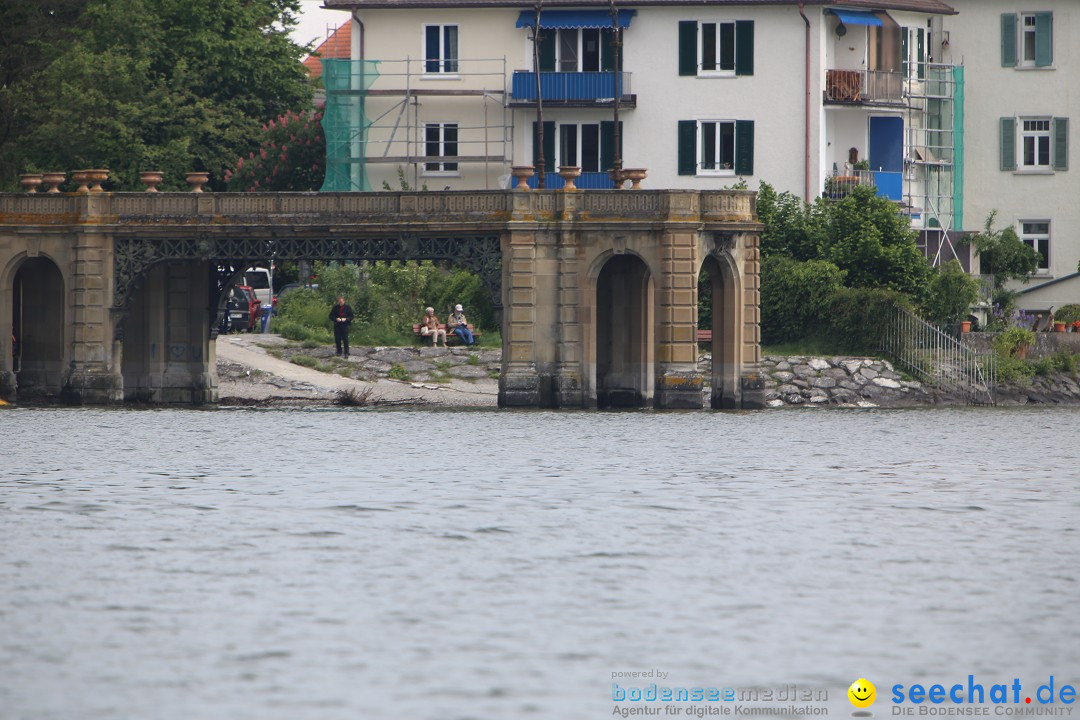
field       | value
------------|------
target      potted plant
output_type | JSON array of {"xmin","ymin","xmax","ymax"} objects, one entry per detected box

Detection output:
[{"xmin": 994, "ymin": 325, "xmax": 1036, "ymax": 359}]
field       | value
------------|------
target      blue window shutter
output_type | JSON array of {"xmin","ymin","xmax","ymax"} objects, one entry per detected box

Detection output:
[
  {"xmin": 678, "ymin": 120, "xmax": 697, "ymax": 175},
  {"xmin": 1053, "ymin": 117, "xmax": 1068, "ymax": 171},
  {"xmin": 735, "ymin": 120, "xmax": 754, "ymax": 176},
  {"xmin": 1001, "ymin": 14, "xmax": 1017, "ymax": 67},
  {"xmin": 1035, "ymin": 13, "xmax": 1053, "ymax": 67},
  {"xmin": 679, "ymin": 21, "xmax": 697, "ymax": 76},
  {"xmin": 735, "ymin": 21, "xmax": 754, "ymax": 76},
  {"xmin": 1000, "ymin": 117, "xmax": 1016, "ymax": 171}
]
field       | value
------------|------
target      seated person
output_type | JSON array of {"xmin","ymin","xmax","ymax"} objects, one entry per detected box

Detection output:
[
  {"xmin": 419, "ymin": 306, "xmax": 448, "ymax": 347},
  {"xmin": 447, "ymin": 304, "xmax": 476, "ymax": 346}
]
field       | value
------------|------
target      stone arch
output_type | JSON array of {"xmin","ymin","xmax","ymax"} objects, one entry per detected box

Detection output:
[
  {"xmin": 698, "ymin": 249, "xmax": 742, "ymax": 409},
  {"xmin": 8, "ymin": 255, "xmax": 67, "ymax": 398},
  {"xmin": 589, "ymin": 251, "xmax": 655, "ymax": 408}
]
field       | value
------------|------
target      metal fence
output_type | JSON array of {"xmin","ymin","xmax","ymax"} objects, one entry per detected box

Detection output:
[{"xmin": 880, "ymin": 304, "xmax": 996, "ymax": 405}]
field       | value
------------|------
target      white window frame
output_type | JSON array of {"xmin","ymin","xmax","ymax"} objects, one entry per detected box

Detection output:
[
  {"xmin": 423, "ymin": 122, "xmax": 459, "ymax": 175},
  {"xmin": 1019, "ymin": 219, "xmax": 1051, "ymax": 274},
  {"xmin": 536, "ymin": 28, "xmax": 608, "ymax": 73},
  {"xmin": 423, "ymin": 24, "xmax": 459, "ymax": 76},
  {"xmin": 556, "ymin": 122, "xmax": 602, "ymax": 172},
  {"xmin": 1020, "ymin": 118, "xmax": 1052, "ymax": 170},
  {"xmin": 698, "ymin": 21, "xmax": 736, "ymax": 77},
  {"xmin": 696, "ymin": 119, "xmax": 736, "ymax": 176},
  {"xmin": 1020, "ymin": 14, "xmax": 1038, "ymax": 68}
]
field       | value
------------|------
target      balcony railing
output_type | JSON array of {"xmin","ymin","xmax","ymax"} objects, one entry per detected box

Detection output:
[
  {"xmin": 511, "ymin": 71, "xmax": 633, "ymax": 105},
  {"xmin": 823, "ymin": 169, "xmax": 902, "ymax": 200},
  {"xmin": 526, "ymin": 171, "xmax": 618, "ymax": 190},
  {"xmin": 825, "ymin": 69, "xmax": 903, "ymax": 104}
]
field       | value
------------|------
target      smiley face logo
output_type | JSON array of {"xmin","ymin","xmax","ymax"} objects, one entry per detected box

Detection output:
[{"xmin": 848, "ymin": 678, "xmax": 876, "ymax": 709}]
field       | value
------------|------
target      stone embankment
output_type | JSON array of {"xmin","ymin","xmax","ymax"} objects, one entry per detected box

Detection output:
[{"xmin": 754, "ymin": 355, "xmax": 934, "ymax": 408}]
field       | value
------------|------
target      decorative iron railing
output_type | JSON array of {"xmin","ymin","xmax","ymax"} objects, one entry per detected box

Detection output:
[{"xmin": 880, "ymin": 304, "xmax": 995, "ymax": 405}]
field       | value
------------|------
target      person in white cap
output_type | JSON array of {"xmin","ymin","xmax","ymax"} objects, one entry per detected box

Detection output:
[
  {"xmin": 419, "ymin": 306, "xmax": 447, "ymax": 347},
  {"xmin": 447, "ymin": 303, "xmax": 475, "ymax": 346}
]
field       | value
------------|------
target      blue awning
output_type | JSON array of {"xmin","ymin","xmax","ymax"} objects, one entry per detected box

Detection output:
[
  {"xmin": 516, "ymin": 9, "xmax": 636, "ymax": 30},
  {"xmin": 828, "ymin": 9, "xmax": 883, "ymax": 27}
]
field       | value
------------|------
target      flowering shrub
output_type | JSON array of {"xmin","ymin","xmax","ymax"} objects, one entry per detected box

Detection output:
[{"xmin": 225, "ymin": 109, "xmax": 325, "ymax": 192}]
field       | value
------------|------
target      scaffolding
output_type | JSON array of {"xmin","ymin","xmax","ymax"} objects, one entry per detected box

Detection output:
[
  {"xmin": 904, "ymin": 61, "xmax": 964, "ymax": 267},
  {"xmin": 321, "ymin": 58, "xmax": 512, "ymax": 191}
]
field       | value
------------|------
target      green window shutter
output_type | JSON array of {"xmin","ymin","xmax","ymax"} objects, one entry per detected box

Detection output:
[
  {"xmin": 1001, "ymin": 14, "xmax": 1017, "ymax": 67},
  {"xmin": 677, "ymin": 120, "xmax": 697, "ymax": 175},
  {"xmin": 902, "ymin": 28, "xmax": 909, "ymax": 76},
  {"xmin": 1053, "ymin": 117, "xmax": 1068, "ymax": 170},
  {"xmin": 601, "ymin": 29, "xmax": 614, "ymax": 71},
  {"xmin": 532, "ymin": 121, "xmax": 555, "ymax": 170},
  {"xmin": 678, "ymin": 21, "xmax": 697, "ymax": 76},
  {"xmin": 734, "ymin": 21, "xmax": 754, "ymax": 76},
  {"xmin": 538, "ymin": 30, "xmax": 556, "ymax": 72},
  {"xmin": 735, "ymin": 120, "xmax": 754, "ymax": 176},
  {"xmin": 1000, "ymin": 117, "xmax": 1016, "ymax": 171},
  {"xmin": 917, "ymin": 28, "xmax": 925, "ymax": 80},
  {"xmin": 600, "ymin": 121, "xmax": 623, "ymax": 172},
  {"xmin": 1035, "ymin": 13, "xmax": 1053, "ymax": 67}
]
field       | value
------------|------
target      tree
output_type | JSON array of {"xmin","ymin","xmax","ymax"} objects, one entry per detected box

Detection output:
[
  {"xmin": 970, "ymin": 211, "xmax": 1041, "ymax": 307},
  {"xmin": 225, "ymin": 109, "xmax": 325, "ymax": 191},
  {"xmin": 3, "ymin": 0, "xmax": 313, "ymax": 191},
  {"xmin": 924, "ymin": 259, "xmax": 980, "ymax": 326},
  {"xmin": 756, "ymin": 182, "xmax": 814, "ymax": 260}
]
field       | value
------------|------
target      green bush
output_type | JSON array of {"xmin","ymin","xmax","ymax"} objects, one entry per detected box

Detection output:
[
  {"xmin": 993, "ymin": 326, "xmax": 1036, "ymax": 357},
  {"xmin": 760, "ymin": 256, "xmax": 846, "ymax": 345},
  {"xmin": 924, "ymin": 259, "xmax": 979, "ymax": 326},
  {"xmin": 827, "ymin": 286, "xmax": 912, "ymax": 353},
  {"xmin": 388, "ymin": 363, "xmax": 410, "ymax": 381},
  {"xmin": 1053, "ymin": 304, "xmax": 1080, "ymax": 325},
  {"xmin": 290, "ymin": 355, "xmax": 318, "ymax": 368},
  {"xmin": 996, "ymin": 354, "xmax": 1035, "ymax": 383}
]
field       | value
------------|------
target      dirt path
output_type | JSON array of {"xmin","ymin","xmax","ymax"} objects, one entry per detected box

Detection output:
[{"xmin": 215, "ymin": 335, "xmax": 499, "ymax": 407}]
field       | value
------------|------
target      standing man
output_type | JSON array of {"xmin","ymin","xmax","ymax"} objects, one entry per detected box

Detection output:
[
  {"xmin": 447, "ymin": 304, "xmax": 475, "ymax": 346},
  {"xmin": 329, "ymin": 296, "xmax": 354, "ymax": 356}
]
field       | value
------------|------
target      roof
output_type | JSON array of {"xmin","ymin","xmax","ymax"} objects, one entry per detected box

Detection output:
[
  {"xmin": 324, "ymin": 0, "xmax": 955, "ymax": 13},
  {"xmin": 303, "ymin": 19, "xmax": 352, "ymax": 80}
]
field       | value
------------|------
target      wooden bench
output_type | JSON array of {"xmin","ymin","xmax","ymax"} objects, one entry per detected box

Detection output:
[
  {"xmin": 697, "ymin": 329, "xmax": 712, "ymax": 344},
  {"xmin": 412, "ymin": 323, "xmax": 482, "ymax": 346}
]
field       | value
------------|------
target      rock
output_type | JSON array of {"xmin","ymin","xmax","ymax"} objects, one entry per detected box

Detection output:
[
  {"xmin": 777, "ymin": 384, "xmax": 800, "ymax": 394},
  {"xmin": 792, "ymin": 378, "xmax": 810, "ymax": 389},
  {"xmin": 880, "ymin": 371, "xmax": 901, "ymax": 380},
  {"xmin": 872, "ymin": 377, "xmax": 902, "ymax": 389},
  {"xmin": 793, "ymin": 365, "xmax": 814, "ymax": 378},
  {"xmin": 357, "ymin": 359, "xmax": 393, "ymax": 374},
  {"xmin": 783, "ymin": 393, "xmax": 805, "ymax": 404},
  {"xmin": 767, "ymin": 398, "xmax": 785, "ymax": 407},
  {"xmin": 403, "ymin": 360, "xmax": 431, "ymax": 374},
  {"xmin": 859, "ymin": 367, "xmax": 879, "ymax": 380},
  {"xmin": 370, "ymin": 347, "xmax": 416, "ymax": 364},
  {"xmin": 811, "ymin": 376, "xmax": 837, "ymax": 389},
  {"xmin": 839, "ymin": 380, "xmax": 861, "ymax": 390},
  {"xmin": 774, "ymin": 361, "xmax": 791, "ymax": 371},
  {"xmin": 824, "ymin": 367, "xmax": 848, "ymax": 379},
  {"xmin": 840, "ymin": 359, "xmax": 864, "ymax": 374},
  {"xmin": 809, "ymin": 394, "xmax": 829, "ymax": 403},
  {"xmin": 901, "ymin": 380, "xmax": 923, "ymax": 390},
  {"xmin": 856, "ymin": 400, "xmax": 879, "ymax": 408},
  {"xmin": 808, "ymin": 357, "xmax": 831, "ymax": 371},
  {"xmin": 418, "ymin": 347, "xmax": 451, "ymax": 359},
  {"xmin": 772, "ymin": 371, "xmax": 795, "ymax": 383},
  {"xmin": 451, "ymin": 365, "xmax": 492, "ymax": 379}
]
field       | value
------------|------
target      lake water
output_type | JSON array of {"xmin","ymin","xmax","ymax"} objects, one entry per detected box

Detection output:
[{"xmin": 2, "ymin": 407, "xmax": 1078, "ymax": 720}]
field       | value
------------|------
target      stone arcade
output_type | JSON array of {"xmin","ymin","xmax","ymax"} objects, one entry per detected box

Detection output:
[{"xmin": 0, "ymin": 189, "xmax": 762, "ymax": 408}]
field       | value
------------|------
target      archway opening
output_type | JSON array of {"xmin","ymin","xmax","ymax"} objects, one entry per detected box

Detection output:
[
  {"xmin": 13, "ymin": 257, "xmax": 65, "ymax": 397},
  {"xmin": 700, "ymin": 254, "xmax": 738, "ymax": 409},
  {"xmin": 595, "ymin": 253, "xmax": 651, "ymax": 408}
]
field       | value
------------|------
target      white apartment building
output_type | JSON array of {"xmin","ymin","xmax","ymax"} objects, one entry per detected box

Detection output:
[
  {"xmin": 319, "ymin": 0, "xmax": 1074, "ymax": 310},
  {"xmin": 939, "ymin": 1, "xmax": 1076, "ymax": 310}
]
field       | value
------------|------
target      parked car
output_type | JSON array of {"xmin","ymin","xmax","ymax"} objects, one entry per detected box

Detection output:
[
  {"xmin": 219, "ymin": 287, "xmax": 250, "ymax": 334},
  {"xmin": 244, "ymin": 267, "xmax": 273, "ymax": 306}
]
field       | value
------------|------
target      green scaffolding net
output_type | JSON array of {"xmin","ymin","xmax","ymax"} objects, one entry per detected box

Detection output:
[{"xmin": 320, "ymin": 59, "xmax": 380, "ymax": 192}]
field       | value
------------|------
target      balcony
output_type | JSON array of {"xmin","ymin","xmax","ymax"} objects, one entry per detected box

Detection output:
[
  {"xmin": 823, "ymin": 169, "xmax": 902, "ymax": 201},
  {"xmin": 824, "ymin": 69, "xmax": 903, "ymax": 105},
  {"xmin": 510, "ymin": 71, "xmax": 634, "ymax": 108},
  {"xmin": 526, "ymin": 171, "xmax": 619, "ymax": 189}
]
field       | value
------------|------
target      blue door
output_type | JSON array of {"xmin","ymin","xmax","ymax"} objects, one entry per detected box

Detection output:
[{"xmin": 869, "ymin": 115, "xmax": 903, "ymax": 200}]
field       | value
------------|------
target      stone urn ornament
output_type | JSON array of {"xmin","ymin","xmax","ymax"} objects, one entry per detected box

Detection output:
[
  {"xmin": 510, "ymin": 165, "xmax": 534, "ymax": 190},
  {"xmin": 42, "ymin": 172, "xmax": 66, "ymax": 193},
  {"xmin": 608, "ymin": 168, "xmax": 626, "ymax": 190},
  {"xmin": 622, "ymin": 168, "xmax": 648, "ymax": 190},
  {"xmin": 19, "ymin": 173, "xmax": 43, "ymax": 193},
  {"xmin": 71, "ymin": 170, "xmax": 92, "ymax": 193},
  {"xmin": 139, "ymin": 171, "xmax": 164, "ymax": 192},
  {"xmin": 558, "ymin": 165, "xmax": 581, "ymax": 191},
  {"xmin": 185, "ymin": 172, "xmax": 210, "ymax": 192},
  {"xmin": 86, "ymin": 169, "xmax": 109, "ymax": 192}
]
